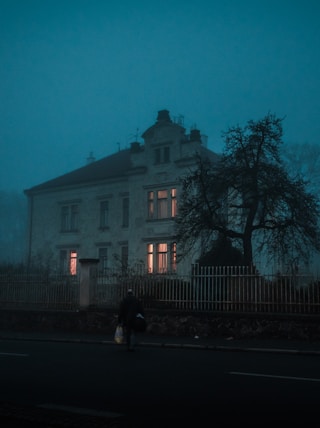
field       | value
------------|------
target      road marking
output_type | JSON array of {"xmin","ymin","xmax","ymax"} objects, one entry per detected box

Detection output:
[
  {"xmin": 37, "ymin": 403, "xmax": 123, "ymax": 418},
  {"xmin": 0, "ymin": 352, "xmax": 29, "ymax": 357},
  {"xmin": 229, "ymin": 371, "xmax": 320, "ymax": 382}
]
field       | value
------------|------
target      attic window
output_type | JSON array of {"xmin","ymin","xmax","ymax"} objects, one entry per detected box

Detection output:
[{"xmin": 154, "ymin": 147, "xmax": 170, "ymax": 164}]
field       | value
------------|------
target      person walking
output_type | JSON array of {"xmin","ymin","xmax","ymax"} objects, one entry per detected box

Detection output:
[{"xmin": 118, "ymin": 289, "xmax": 145, "ymax": 351}]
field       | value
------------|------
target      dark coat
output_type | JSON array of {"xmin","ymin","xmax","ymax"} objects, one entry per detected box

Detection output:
[{"xmin": 118, "ymin": 294, "xmax": 144, "ymax": 329}]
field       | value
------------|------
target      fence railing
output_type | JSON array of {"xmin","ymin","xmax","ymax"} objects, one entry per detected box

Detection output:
[
  {"xmin": 0, "ymin": 273, "xmax": 79, "ymax": 310},
  {"xmin": 0, "ymin": 266, "xmax": 320, "ymax": 314},
  {"xmin": 188, "ymin": 265, "xmax": 320, "ymax": 314},
  {"xmin": 93, "ymin": 265, "xmax": 320, "ymax": 314}
]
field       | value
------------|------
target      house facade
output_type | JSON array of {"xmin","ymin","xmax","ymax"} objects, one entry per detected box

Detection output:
[{"xmin": 24, "ymin": 109, "xmax": 219, "ymax": 276}]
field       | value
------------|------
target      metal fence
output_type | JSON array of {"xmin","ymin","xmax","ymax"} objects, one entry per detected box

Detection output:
[
  {"xmin": 94, "ymin": 265, "xmax": 320, "ymax": 314},
  {"xmin": 0, "ymin": 266, "xmax": 320, "ymax": 314},
  {"xmin": 189, "ymin": 265, "xmax": 320, "ymax": 314},
  {"xmin": 0, "ymin": 272, "xmax": 79, "ymax": 310}
]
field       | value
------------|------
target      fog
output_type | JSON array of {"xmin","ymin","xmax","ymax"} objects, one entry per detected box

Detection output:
[{"xmin": 0, "ymin": 0, "xmax": 319, "ymax": 195}]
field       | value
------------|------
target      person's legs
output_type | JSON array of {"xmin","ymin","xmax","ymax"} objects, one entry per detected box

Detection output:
[
  {"xmin": 126, "ymin": 326, "xmax": 132, "ymax": 350},
  {"xmin": 129, "ymin": 331, "xmax": 135, "ymax": 350},
  {"xmin": 126, "ymin": 324, "xmax": 136, "ymax": 351}
]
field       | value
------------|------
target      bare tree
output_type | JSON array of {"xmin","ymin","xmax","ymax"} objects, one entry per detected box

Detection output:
[
  {"xmin": 176, "ymin": 114, "xmax": 320, "ymax": 267},
  {"xmin": 282, "ymin": 142, "xmax": 320, "ymax": 194}
]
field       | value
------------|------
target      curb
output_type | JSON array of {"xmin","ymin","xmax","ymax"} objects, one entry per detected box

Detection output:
[{"xmin": 2, "ymin": 334, "xmax": 320, "ymax": 356}]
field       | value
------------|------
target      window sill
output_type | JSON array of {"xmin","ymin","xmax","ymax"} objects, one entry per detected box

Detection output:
[{"xmin": 146, "ymin": 217, "xmax": 175, "ymax": 223}]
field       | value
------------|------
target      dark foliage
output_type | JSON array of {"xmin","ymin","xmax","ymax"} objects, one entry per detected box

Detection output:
[{"xmin": 176, "ymin": 113, "xmax": 320, "ymax": 266}]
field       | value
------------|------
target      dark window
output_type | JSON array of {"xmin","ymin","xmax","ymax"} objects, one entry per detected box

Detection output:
[
  {"xmin": 98, "ymin": 247, "xmax": 108, "ymax": 272},
  {"xmin": 122, "ymin": 198, "xmax": 129, "ymax": 227},
  {"xmin": 60, "ymin": 205, "xmax": 78, "ymax": 232},
  {"xmin": 121, "ymin": 246, "xmax": 128, "ymax": 271},
  {"xmin": 163, "ymin": 146, "xmax": 170, "ymax": 162},
  {"xmin": 155, "ymin": 148, "xmax": 161, "ymax": 164},
  {"xmin": 100, "ymin": 201, "xmax": 109, "ymax": 228}
]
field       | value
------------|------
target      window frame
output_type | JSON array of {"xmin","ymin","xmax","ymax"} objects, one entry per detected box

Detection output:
[
  {"xmin": 147, "ymin": 188, "xmax": 177, "ymax": 220},
  {"xmin": 147, "ymin": 241, "xmax": 177, "ymax": 274},
  {"xmin": 60, "ymin": 204, "xmax": 79, "ymax": 232}
]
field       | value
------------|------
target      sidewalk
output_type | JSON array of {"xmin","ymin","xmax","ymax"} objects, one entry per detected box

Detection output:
[{"xmin": 1, "ymin": 329, "xmax": 320, "ymax": 355}]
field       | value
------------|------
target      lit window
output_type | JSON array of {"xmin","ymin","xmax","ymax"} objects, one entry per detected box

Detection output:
[
  {"xmin": 157, "ymin": 190, "xmax": 168, "ymax": 219},
  {"xmin": 147, "ymin": 244, "xmax": 154, "ymax": 273},
  {"xmin": 147, "ymin": 188, "xmax": 176, "ymax": 220},
  {"xmin": 60, "ymin": 250, "xmax": 77, "ymax": 275},
  {"xmin": 171, "ymin": 242, "xmax": 177, "ymax": 272},
  {"xmin": 148, "ymin": 191, "xmax": 154, "ymax": 219},
  {"xmin": 147, "ymin": 242, "xmax": 176, "ymax": 274},
  {"xmin": 171, "ymin": 188, "xmax": 177, "ymax": 217},
  {"xmin": 157, "ymin": 243, "xmax": 168, "ymax": 273},
  {"xmin": 70, "ymin": 251, "xmax": 77, "ymax": 275}
]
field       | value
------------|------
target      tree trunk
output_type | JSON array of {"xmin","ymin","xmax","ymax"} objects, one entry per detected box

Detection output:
[{"xmin": 243, "ymin": 230, "xmax": 253, "ymax": 266}]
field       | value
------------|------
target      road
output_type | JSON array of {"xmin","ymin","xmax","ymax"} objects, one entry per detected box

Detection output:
[{"xmin": 0, "ymin": 338, "xmax": 319, "ymax": 426}]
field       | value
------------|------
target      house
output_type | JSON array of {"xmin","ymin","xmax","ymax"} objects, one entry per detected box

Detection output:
[{"xmin": 24, "ymin": 109, "xmax": 219, "ymax": 276}]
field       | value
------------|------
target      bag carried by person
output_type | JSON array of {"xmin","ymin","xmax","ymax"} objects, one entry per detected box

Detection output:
[
  {"xmin": 134, "ymin": 313, "xmax": 146, "ymax": 332},
  {"xmin": 114, "ymin": 325, "xmax": 124, "ymax": 344}
]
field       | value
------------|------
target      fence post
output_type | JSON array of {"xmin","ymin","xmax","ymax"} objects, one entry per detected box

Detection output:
[{"xmin": 79, "ymin": 258, "xmax": 99, "ymax": 309}]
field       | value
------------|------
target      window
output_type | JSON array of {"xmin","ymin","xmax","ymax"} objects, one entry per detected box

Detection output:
[
  {"xmin": 61, "ymin": 205, "xmax": 79, "ymax": 232},
  {"xmin": 98, "ymin": 247, "xmax": 108, "ymax": 273},
  {"xmin": 121, "ymin": 245, "xmax": 128, "ymax": 271},
  {"xmin": 122, "ymin": 198, "xmax": 129, "ymax": 227},
  {"xmin": 60, "ymin": 249, "xmax": 78, "ymax": 275},
  {"xmin": 100, "ymin": 201, "xmax": 109, "ymax": 228},
  {"xmin": 148, "ymin": 191, "xmax": 154, "ymax": 219},
  {"xmin": 157, "ymin": 243, "xmax": 168, "ymax": 273},
  {"xmin": 147, "ymin": 242, "xmax": 177, "ymax": 273},
  {"xmin": 154, "ymin": 146, "xmax": 170, "ymax": 164},
  {"xmin": 163, "ymin": 146, "xmax": 170, "ymax": 162},
  {"xmin": 155, "ymin": 148, "xmax": 161, "ymax": 164},
  {"xmin": 70, "ymin": 251, "xmax": 77, "ymax": 275},
  {"xmin": 157, "ymin": 190, "xmax": 168, "ymax": 219},
  {"xmin": 171, "ymin": 188, "xmax": 177, "ymax": 217},
  {"xmin": 147, "ymin": 244, "xmax": 154, "ymax": 273},
  {"xmin": 147, "ymin": 188, "xmax": 177, "ymax": 220}
]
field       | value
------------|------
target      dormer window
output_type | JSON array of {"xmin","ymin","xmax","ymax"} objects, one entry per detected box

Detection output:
[
  {"xmin": 164, "ymin": 147, "xmax": 170, "ymax": 162},
  {"xmin": 154, "ymin": 146, "xmax": 170, "ymax": 164}
]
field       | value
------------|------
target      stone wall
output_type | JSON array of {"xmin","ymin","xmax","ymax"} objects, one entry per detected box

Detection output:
[{"xmin": 1, "ymin": 309, "xmax": 320, "ymax": 341}]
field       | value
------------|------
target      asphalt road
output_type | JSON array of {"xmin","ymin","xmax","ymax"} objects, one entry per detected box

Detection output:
[{"xmin": 0, "ymin": 339, "xmax": 319, "ymax": 426}]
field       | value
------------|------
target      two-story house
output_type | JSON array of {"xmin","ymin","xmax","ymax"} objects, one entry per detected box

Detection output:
[{"xmin": 24, "ymin": 109, "xmax": 219, "ymax": 276}]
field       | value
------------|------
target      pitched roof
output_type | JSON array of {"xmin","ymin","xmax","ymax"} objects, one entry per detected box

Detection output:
[{"xmin": 25, "ymin": 149, "xmax": 131, "ymax": 194}]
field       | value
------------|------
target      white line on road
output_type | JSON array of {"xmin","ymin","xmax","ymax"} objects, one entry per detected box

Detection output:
[
  {"xmin": 0, "ymin": 352, "xmax": 29, "ymax": 357},
  {"xmin": 229, "ymin": 371, "xmax": 320, "ymax": 382},
  {"xmin": 37, "ymin": 403, "xmax": 123, "ymax": 418}
]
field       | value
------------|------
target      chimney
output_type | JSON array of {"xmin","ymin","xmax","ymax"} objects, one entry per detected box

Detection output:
[
  {"xmin": 156, "ymin": 109, "xmax": 172, "ymax": 123},
  {"xmin": 86, "ymin": 151, "xmax": 96, "ymax": 164},
  {"xmin": 190, "ymin": 129, "xmax": 201, "ymax": 142},
  {"xmin": 130, "ymin": 142, "xmax": 141, "ymax": 153}
]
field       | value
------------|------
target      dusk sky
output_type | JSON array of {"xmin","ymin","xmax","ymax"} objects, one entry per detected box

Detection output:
[{"xmin": 1, "ymin": 0, "xmax": 319, "ymax": 193}]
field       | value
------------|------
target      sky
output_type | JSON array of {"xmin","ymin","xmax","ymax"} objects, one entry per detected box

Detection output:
[{"xmin": 0, "ymin": 0, "xmax": 319, "ymax": 194}]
